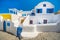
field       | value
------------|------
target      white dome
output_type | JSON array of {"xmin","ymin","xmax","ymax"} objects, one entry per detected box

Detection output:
[{"xmin": 35, "ymin": 1, "xmax": 54, "ymax": 8}]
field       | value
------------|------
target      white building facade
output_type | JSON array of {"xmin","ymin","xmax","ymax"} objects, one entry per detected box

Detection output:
[
  {"xmin": 8, "ymin": 1, "xmax": 60, "ymax": 38},
  {"xmin": 23, "ymin": 1, "xmax": 60, "ymax": 25}
]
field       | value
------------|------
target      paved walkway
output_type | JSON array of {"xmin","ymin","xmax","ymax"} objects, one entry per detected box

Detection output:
[{"xmin": 0, "ymin": 31, "xmax": 19, "ymax": 40}]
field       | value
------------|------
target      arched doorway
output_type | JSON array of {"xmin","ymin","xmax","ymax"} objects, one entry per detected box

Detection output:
[{"xmin": 3, "ymin": 21, "xmax": 6, "ymax": 32}]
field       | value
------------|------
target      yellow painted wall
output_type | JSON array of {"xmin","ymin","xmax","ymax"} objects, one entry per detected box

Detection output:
[{"xmin": 0, "ymin": 14, "xmax": 11, "ymax": 20}]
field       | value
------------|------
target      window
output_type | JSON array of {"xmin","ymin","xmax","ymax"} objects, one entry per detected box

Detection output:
[
  {"xmin": 30, "ymin": 20, "xmax": 33, "ymax": 24},
  {"xmin": 36, "ymin": 9, "xmax": 42, "ymax": 13},
  {"xmin": 43, "ymin": 4, "xmax": 46, "ymax": 7},
  {"xmin": 43, "ymin": 20, "xmax": 47, "ymax": 24},
  {"xmin": 22, "ymin": 14, "xmax": 26, "ymax": 16},
  {"xmin": 10, "ymin": 11, "xmax": 17, "ymax": 14},
  {"xmin": 30, "ymin": 13, "xmax": 35, "ymax": 16},
  {"xmin": 47, "ymin": 8, "xmax": 54, "ymax": 13},
  {"xmin": 10, "ymin": 11, "xmax": 13, "ymax": 13},
  {"xmin": 7, "ymin": 22, "xmax": 10, "ymax": 26}
]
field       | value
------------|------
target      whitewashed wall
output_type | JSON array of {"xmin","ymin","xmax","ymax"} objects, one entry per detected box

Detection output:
[
  {"xmin": 29, "ymin": 16, "xmax": 38, "ymax": 24},
  {"xmin": 11, "ymin": 14, "xmax": 20, "ymax": 27},
  {"xmin": 0, "ymin": 21, "xmax": 3, "ymax": 30},
  {"xmin": 53, "ymin": 14, "xmax": 60, "ymax": 23},
  {"xmin": 29, "ymin": 14, "xmax": 56, "ymax": 24}
]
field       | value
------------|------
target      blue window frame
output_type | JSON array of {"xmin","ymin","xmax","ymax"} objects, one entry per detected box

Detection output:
[
  {"xmin": 7, "ymin": 22, "xmax": 10, "ymax": 26},
  {"xmin": 10, "ymin": 11, "xmax": 13, "ymax": 13},
  {"xmin": 30, "ymin": 13, "xmax": 35, "ymax": 16},
  {"xmin": 36, "ymin": 9, "xmax": 42, "ymax": 13},
  {"xmin": 22, "ymin": 14, "xmax": 26, "ymax": 16},
  {"xmin": 43, "ymin": 4, "xmax": 46, "ymax": 7},
  {"xmin": 47, "ymin": 8, "xmax": 54, "ymax": 13}
]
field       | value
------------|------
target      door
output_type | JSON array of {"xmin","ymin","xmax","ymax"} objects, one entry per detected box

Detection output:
[
  {"xmin": 43, "ymin": 20, "xmax": 47, "ymax": 24},
  {"xmin": 3, "ymin": 21, "xmax": 6, "ymax": 32}
]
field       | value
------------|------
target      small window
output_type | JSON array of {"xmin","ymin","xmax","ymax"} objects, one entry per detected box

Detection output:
[
  {"xmin": 14, "ymin": 11, "xmax": 17, "ymax": 14},
  {"xmin": 47, "ymin": 8, "xmax": 54, "ymax": 13},
  {"xmin": 7, "ymin": 22, "xmax": 10, "ymax": 26},
  {"xmin": 22, "ymin": 14, "xmax": 26, "ymax": 16},
  {"xmin": 36, "ymin": 9, "xmax": 42, "ymax": 13},
  {"xmin": 10, "ymin": 11, "xmax": 13, "ymax": 13},
  {"xmin": 43, "ymin": 4, "xmax": 46, "ymax": 7},
  {"xmin": 43, "ymin": 20, "xmax": 47, "ymax": 24},
  {"xmin": 30, "ymin": 13, "xmax": 35, "ymax": 16},
  {"xmin": 30, "ymin": 20, "xmax": 33, "ymax": 24}
]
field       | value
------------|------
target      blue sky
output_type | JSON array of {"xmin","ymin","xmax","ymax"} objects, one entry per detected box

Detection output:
[{"xmin": 0, "ymin": 0, "xmax": 60, "ymax": 13}]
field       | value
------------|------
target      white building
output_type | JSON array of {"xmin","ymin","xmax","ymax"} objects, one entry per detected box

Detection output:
[
  {"xmin": 9, "ymin": 8, "xmax": 32, "ymax": 27},
  {"xmin": 23, "ymin": 1, "xmax": 60, "ymax": 25},
  {"xmin": 9, "ymin": 1, "xmax": 60, "ymax": 38},
  {"xmin": 22, "ymin": 1, "xmax": 60, "ymax": 38}
]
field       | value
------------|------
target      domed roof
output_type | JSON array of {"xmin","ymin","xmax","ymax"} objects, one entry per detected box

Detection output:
[{"xmin": 35, "ymin": 1, "xmax": 54, "ymax": 8}]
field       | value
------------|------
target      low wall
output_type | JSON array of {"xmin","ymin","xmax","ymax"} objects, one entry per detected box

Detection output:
[
  {"xmin": 56, "ymin": 22, "xmax": 60, "ymax": 32},
  {"xmin": 6, "ymin": 21, "xmax": 17, "ymax": 36},
  {"xmin": 22, "ymin": 27, "xmax": 34, "ymax": 32},
  {"xmin": 37, "ymin": 25, "xmax": 57, "ymax": 32},
  {"xmin": 0, "ymin": 21, "xmax": 17, "ymax": 36},
  {"xmin": 22, "ymin": 23, "xmax": 60, "ymax": 32}
]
